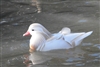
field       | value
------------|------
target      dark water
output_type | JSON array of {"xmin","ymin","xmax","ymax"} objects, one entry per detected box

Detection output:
[{"xmin": 0, "ymin": 0, "xmax": 100, "ymax": 67}]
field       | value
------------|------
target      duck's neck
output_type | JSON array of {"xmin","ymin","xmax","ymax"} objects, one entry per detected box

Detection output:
[{"xmin": 41, "ymin": 32, "xmax": 52, "ymax": 40}]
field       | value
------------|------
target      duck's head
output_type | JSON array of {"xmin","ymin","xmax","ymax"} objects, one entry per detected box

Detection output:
[
  {"xmin": 23, "ymin": 23, "xmax": 51, "ymax": 38},
  {"xmin": 23, "ymin": 23, "xmax": 52, "ymax": 52}
]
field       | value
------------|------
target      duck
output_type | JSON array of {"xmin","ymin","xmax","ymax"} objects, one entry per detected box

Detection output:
[{"xmin": 23, "ymin": 23, "xmax": 93, "ymax": 52}]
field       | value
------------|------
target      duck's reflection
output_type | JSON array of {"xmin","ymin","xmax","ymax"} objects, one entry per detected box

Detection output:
[
  {"xmin": 23, "ymin": 48, "xmax": 85, "ymax": 66},
  {"xmin": 23, "ymin": 51, "xmax": 51, "ymax": 66}
]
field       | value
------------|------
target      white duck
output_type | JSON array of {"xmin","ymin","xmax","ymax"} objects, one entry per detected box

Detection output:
[{"xmin": 23, "ymin": 23, "xmax": 93, "ymax": 52}]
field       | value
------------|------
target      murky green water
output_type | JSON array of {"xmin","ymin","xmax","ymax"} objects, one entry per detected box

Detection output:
[{"xmin": 0, "ymin": 0, "xmax": 100, "ymax": 67}]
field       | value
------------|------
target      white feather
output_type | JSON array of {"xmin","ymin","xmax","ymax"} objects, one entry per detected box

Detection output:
[{"xmin": 26, "ymin": 23, "xmax": 93, "ymax": 51}]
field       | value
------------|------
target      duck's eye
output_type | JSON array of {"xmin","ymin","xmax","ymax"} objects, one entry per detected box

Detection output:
[{"xmin": 32, "ymin": 29, "xmax": 34, "ymax": 31}]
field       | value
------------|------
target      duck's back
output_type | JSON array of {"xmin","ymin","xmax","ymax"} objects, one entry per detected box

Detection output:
[{"xmin": 36, "ymin": 31, "xmax": 93, "ymax": 51}]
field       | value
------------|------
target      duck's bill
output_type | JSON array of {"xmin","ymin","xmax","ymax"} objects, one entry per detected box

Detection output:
[{"xmin": 23, "ymin": 31, "xmax": 30, "ymax": 36}]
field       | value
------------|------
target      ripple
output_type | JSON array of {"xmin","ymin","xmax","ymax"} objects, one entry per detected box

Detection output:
[
  {"xmin": 81, "ymin": 43, "xmax": 100, "ymax": 52},
  {"xmin": 66, "ymin": 57, "xmax": 83, "ymax": 62},
  {"xmin": 78, "ymin": 19, "xmax": 88, "ymax": 23},
  {"xmin": 75, "ymin": 63, "xmax": 85, "ymax": 66},
  {"xmin": 6, "ymin": 56, "xmax": 24, "ymax": 66},
  {"xmin": 62, "ymin": 62, "xmax": 82, "ymax": 66},
  {"xmin": 88, "ymin": 53, "xmax": 100, "ymax": 57},
  {"xmin": 93, "ymin": 44, "xmax": 100, "ymax": 49},
  {"xmin": 82, "ymin": 43, "xmax": 93, "ymax": 46},
  {"xmin": 92, "ymin": 59, "xmax": 100, "ymax": 62},
  {"xmin": 0, "ymin": 21, "xmax": 8, "ymax": 25},
  {"xmin": 86, "ymin": 59, "xmax": 100, "ymax": 64},
  {"xmin": 12, "ymin": 23, "xmax": 19, "ymax": 26}
]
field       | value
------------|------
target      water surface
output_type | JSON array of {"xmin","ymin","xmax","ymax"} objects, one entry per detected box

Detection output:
[{"xmin": 0, "ymin": 0, "xmax": 100, "ymax": 67}]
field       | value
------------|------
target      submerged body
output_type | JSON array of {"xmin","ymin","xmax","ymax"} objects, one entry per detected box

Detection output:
[{"xmin": 23, "ymin": 23, "xmax": 93, "ymax": 52}]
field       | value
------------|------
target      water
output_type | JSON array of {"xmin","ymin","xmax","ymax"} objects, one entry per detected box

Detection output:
[{"xmin": 0, "ymin": 0, "xmax": 100, "ymax": 67}]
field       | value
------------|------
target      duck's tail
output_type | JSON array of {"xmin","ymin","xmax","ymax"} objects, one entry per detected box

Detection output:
[
  {"xmin": 73, "ymin": 31, "xmax": 93, "ymax": 46},
  {"xmin": 63, "ymin": 31, "xmax": 93, "ymax": 47}
]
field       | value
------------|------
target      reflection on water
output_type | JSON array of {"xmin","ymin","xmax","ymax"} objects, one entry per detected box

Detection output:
[
  {"xmin": 31, "ymin": 0, "xmax": 42, "ymax": 13},
  {"xmin": 1, "ymin": 0, "xmax": 100, "ymax": 67},
  {"xmin": 30, "ymin": 0, "xmax": 100, "ymax": 13},
  {"xmin": 5, "ymin": 47, "xmax": 100, "ymax": 67},
  {"xmin": 30, "ymin": 0, "xmax": 73, "ymax": 13}
]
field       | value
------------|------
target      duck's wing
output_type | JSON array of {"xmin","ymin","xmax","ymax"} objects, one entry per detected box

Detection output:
[
  {"xmin": 47, "ymin": 33, "xmax": 62, "ymax": 41},
  {"xmin": 47, "ymin": 27, "xmax": 71, "ymax": 41},
  {"xmin": 63, "ymin": 31, "xmax": 93, "ymax": 47},
  {"xmin": 37, "ymin": 33, "xmax": 69, "ymax": 51},
  {"xmin": 37, "ymin": 30, "xmax": 93, "ymax": 51}
]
